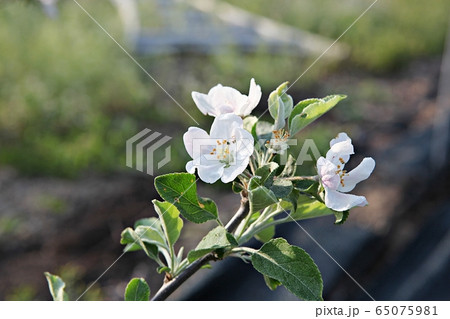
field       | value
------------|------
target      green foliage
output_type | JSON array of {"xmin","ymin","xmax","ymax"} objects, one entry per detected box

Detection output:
[
  {"xmin": 289, "ymin": 95, "xmax": 347, "ymax": 136},
  {"xmin": 44, "ymin": 272, "xmax": 69, "ymax": 301},
  {"xmin": 0, "ymin": 1, "xmax": 149, "ymax": 177},
  {"xmin": 188, "ymin": 226, "xmax": 238, "ymax": 262},
  {"xmin": 263, "ymin": 275, "xmax": 282, "ymax": 291},
  {"xmin": 248, "ymin": 184, "xmax": 278, "ymax": 213},
  {"xmin": 124, "ymin": 278, "xmax": 150, "ymax": 301},
  {"xmin": 251, "ymin": 238, "xmax": 323, "ymax": 301},
  {"xmin": 268, "ymin": 81, "xmax": 294, "ymax": 129},
  {"xmin": 224, "ymin": 0, "xmax": 450, "ymax": 72},
  {"xmin": 153, "ymin": 200, "xmax": 183, "ymax": 247},
  {"xmin": 254, "ymin": 220, "xmax": 275, "ymax": 243},
  {"xmin": 154, "ymin": 173, "xmax": 218, "ymax": 223}
]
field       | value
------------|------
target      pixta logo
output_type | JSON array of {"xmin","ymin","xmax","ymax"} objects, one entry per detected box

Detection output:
[{"xmin": 126, "ymin": 129, "xmax": 171, "ymax": 176}]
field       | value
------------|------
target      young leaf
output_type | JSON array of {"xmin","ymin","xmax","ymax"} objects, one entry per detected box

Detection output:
[
  {"xmin": 188, "ymin": 226, "xmax": 238, "ymax": 262},
  {"xmin": 255, "ymin": 218, "xmax": 275, "ymax": 243},
  {"xmin": 251, "ymin": 120, "xmax": 273, "ymax": 142},
  {"xmin": 44, "ymin": 272, "xmax": 69, "ymax": 301},
  {"xmin": 255, "ymin": 162, "xmax": 279, "ymax": 188},
  {"xmin": 243, "ymin": 115, "xmax": 258, "ymax": 132},
  {"xmin": 248, "ymin": 186, "xmax": 278, "ymax": 213},
  {"xmin": 280, "ymin": 154, "xmax": 297, "ymax": 177},
  {"xmin": 270, "ymin": 179, "xmax": 293, "ymax": 199},
  {"xmin": 121, "ymin": 227, "xmax": 161, "ymax": 260},
  {"xmin": 154, "ymin": 173, "xmax": 218, "ymax": 223},
  {"xmin": 268, "ymin": 82, "xmax": 294, "ymax": 128},
  {"xmin": 290, "ymin": 196, "xmax": 336, "ymax": 221},
  {"xmin": 124, "ymin": 278, "xmax": 150, "ymax": 301},
  {"xmin": 263, "ymin": 275, "xmax": 282, "ymax": 291},
  {"xmin": 334, "ymin": 210, "xmax": 350, "ymax": 225},
  {"xmin": 251, "ymin": 238, "xmax": 323, "ymax": 301},
  {"xmin": 152, "ymin": 200, "xmax": 183, "ymax": 247},
  {"xmin": 289, "ymin": 95, "xmax": 346, "ymax": 136}
]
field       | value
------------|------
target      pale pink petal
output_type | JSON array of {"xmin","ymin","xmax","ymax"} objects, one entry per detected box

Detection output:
[
  {"xmin": 330, "ymin": 132, "xmax": 351, "ymax": 147},
  {"xmin": 317, "ymin": 157, "xmax": 340, "ymax": 190},
  {"xmin": 183, "ymin": 127, "xmax": 210, "ymax": 158},
  {"xmin": 326, "ymin": 139, "xmax": 354, "ymax": 167},
  {"xmin": 324, "ymin": 188, "xmax": 368, "ymax": 211},
  {"xmin": 338, "ymin": 157, "xmax": 375, "ymax": 192}
]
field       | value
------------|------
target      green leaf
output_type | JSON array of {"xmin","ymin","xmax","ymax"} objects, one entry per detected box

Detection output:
[
  {"xmin": 44, "ymin": 272, "xmax": 69, "ymax": 301},
  {"xmin": 289, "ymin": 196, "xmax": 335, "ymax": 221},
  {"xmin": 251, "ymin": 238, "xmax": 323, "ymax": 301},
  {"xmin": 232, "ymin": 181, "xmax": 244, "ymax": 194},
  {"xmin": 255, "ymin": 162, "xmax": 279, "ymax": 188},
  {"xmin": 268, "ymin": 82, "xmax": 294, "ymax": 129},
  {"xmin": 280, "ymin": 154, "xmax": 297, "ymax": 177},
  {"xmin": 188, "ymin": 226, "xmax": 238, "ymax": 262},
  {"xmin": 251, "ymin": 120, "xmax": 273, "ymax": 142},
  {"xmin": 255, "ymin": 218, "xmax": 275, "ymax": 243},
  {"xmin": 134, "ymin": 217, "xmax": 160, "ymax": 228},
  {"xmin": 289, "ymin": 95, "xmax": 346, "ymax": 136},
  {"xmin": 248, "ymin": 185, "xmax": 278, "ymax": 213},
  {"xmin": 124, "ymin": 278, "xmax": 150, "ymax": 301},
  {"xmin": 152, "ymin": 200, "xmax": 183, "ymax": 247},
  {"xmin": 334, "ymin": 210, "xmax": 350, "ymax": 225},
  {"xmin": 270, "ymin": 179, "xmax": 293, "ymax": 199},
  {"xmin": 154, "ymin": 173, "xmax": 218, "ymax": 223},
  {"xmin": 121, "ymin": 227, "xmax": 160, "ymax": 260},
  {"xmin": 243, "ymin": 115, "xmax": 258, "ymax": 132},
  {"xmin": 263, "ymin": 275, "xmax": 282, "ymax": 291}
]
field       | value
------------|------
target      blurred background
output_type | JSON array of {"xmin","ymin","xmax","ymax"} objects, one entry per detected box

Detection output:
[{"xmin": 0, "ymin": 0, "xmax": 449, "ymax": 301}]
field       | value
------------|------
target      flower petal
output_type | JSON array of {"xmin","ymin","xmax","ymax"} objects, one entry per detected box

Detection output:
[
  {"xmin": 210, "ymin": 113, "xmax": 244, "ymax": 138},
  {"xmin": 197, "ymin": 163, "xmax": 224, "ymax": 184},
  {"xmin": 186, "ymin": 160, "xmax": 196, "ymax": 174},
  {"xmin": 183, "ymin": 127, "xmax": 210, "ymax": 158},
  {"xmin": 324, "ymin": 188, "xmax": 368, "ymax": 211},
  {"xmin": 330, "ymin": 132, "xmax": 351, "ymax": 147},
  {"xmin": 326, "ymin": 139, "xmax": 354, "ymax": 166},
  {"xmin": 338, "ymin": 157, "xmax": 375, "ymax": 192},
  {"xmin": 234, "ymin": 127, "xmax": 254, "ymax": 160},
  {"xmin": 192, "ymin": 91, "xmax": 217, "ymax": 116},
  {"xmin": 221, "ymin": 156, "xmax": 250, "ymax": 183},
  {"xmin": 209, "ymin": 85, "xmax": 247, "ymax": 116},
  {"xmin": 317, "ymin": 157, "xmax": 340, "ymax": 190},
  {"xmin": 239, "ymin": 78, "xmax": 262, "ymax": 116}
]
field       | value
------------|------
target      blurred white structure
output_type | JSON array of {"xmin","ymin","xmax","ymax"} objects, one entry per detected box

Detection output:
[{"xmin": 110, "ymin": 0, "xmax": 348, "ymax": 59}]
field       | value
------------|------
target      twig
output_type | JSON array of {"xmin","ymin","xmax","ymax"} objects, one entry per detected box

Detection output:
[{"xmin": 151, "ymin": 194, "xmax": 250, "ymax": 301}]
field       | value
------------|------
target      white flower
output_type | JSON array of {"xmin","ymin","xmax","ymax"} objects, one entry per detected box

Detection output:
[
  {"xmin": 266, "ymin": 129, "xmax": 291, "ymax": 154},
  {"xmin": 183, "ymin": 113, "xmax": 254, "ymax": 184},
  {"xmin": 317, "ymin": 132, "xmax": 375, "ymax": 211},
  {"xmin": 191, "ymin": 78, "xmax": 262, "ymax": 117}
]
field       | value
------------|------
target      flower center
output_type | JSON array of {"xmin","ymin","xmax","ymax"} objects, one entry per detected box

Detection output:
[
  {"xmin": 266, "ymin": 129, "xmax": 290, "ymax": 153},
  {"xmin": 210, "ymin": 138, "xmax": 236, "ymax": 167},
  {"xmin": 335, "ymin": 160, "xmax": 348, "ymax": 188}
]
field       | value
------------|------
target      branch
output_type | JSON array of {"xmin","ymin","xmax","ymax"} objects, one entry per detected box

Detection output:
[
  {"xmin": 275, "ymin": 175, "xmax": 319, "ymax": 182},
  {"xmin": 151, "ymin": 194, "xmax": 250, "ymax": 301}
]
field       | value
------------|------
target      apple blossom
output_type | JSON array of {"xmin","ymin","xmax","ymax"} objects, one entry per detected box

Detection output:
[
  {"xmin": 317, "ymin": 133, "xmax": 375, "ymax": 211},
  {"xmin": 183, "ymin": 113, "xmax": 254, "ymax": 184},
  {"xmin": 191, "ymin": 78, "xmax": 262, "ymax": 117}
]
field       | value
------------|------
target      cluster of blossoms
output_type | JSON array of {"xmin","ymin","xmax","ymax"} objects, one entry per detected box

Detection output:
[{"xmin": 183, "ymin": 79, "xmax": 375, "ymax": 211}]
